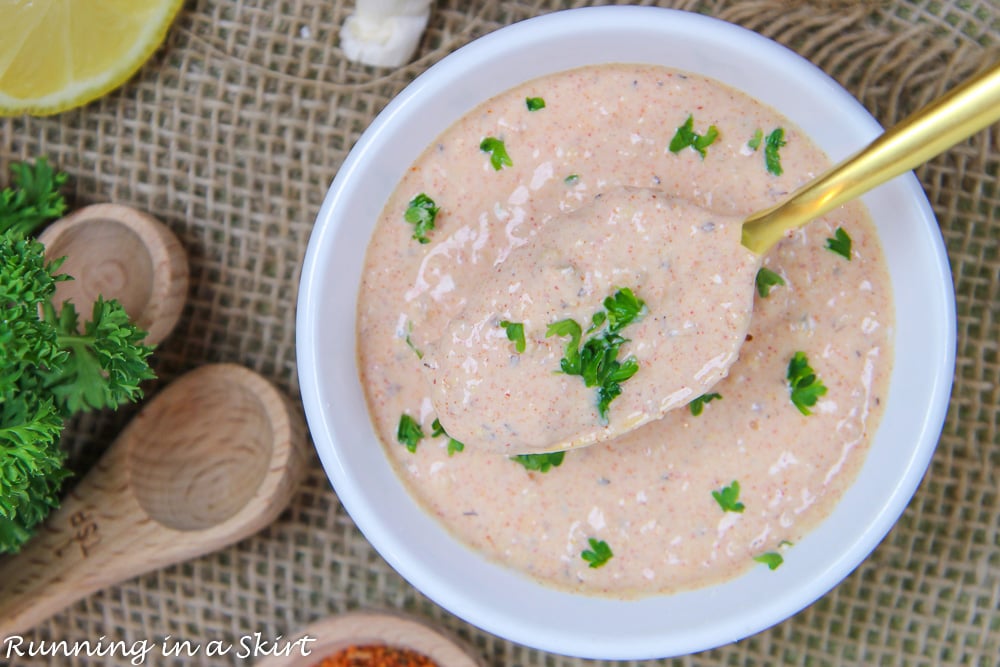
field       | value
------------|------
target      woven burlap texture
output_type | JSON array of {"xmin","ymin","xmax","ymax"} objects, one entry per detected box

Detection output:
[{"xmin": 1, "ymin": 0, "xmax": 997, "ymax": 665}]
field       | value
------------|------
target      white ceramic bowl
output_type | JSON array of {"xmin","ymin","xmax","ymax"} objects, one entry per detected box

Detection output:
[{"xmin": 297, "ymin": 6, "xmax": 955, "ymax": 660}]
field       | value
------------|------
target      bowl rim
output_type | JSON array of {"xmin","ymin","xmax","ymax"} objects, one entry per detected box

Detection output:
[{"xmin": 296, "ymin": 5, "xmax": 956, "ymax": 660}]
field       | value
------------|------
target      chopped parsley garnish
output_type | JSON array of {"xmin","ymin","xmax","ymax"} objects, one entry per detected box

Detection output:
[
  {"xmin": 431, "ymin": 418, "xmax": 464, "ymax": 456},
  {"xmin": 755, "ymin": 267, "xmax": 786, "ymax": 298},
  {"xmin": 787, "ymin": 351, "xmax": 828, "ymax": 415},
  {"xmin": 825, "ymin": 226, "xmax": 852, "ymax": 260},
  {"xmin": 512, "ymin": 451, "xmax": 565, "ymax": 473},
  {"xmin": 480, "ymin": 137, "xmax": 513, "ymax": 170},
  {"xmin": 669, "ymin": 114, "xmax": 719, "ymax": 159},
  {"xmin": 564, "ymin": 173, "xmax": 580, "ymax": 185},
  {"xmin": 403, "ymin": 193, "xmax": 439, "ymax": 244},
  {"xmin": 525, "ymin": 96, "xmax": 546, "ymax": 111},
  {"xmin": 764, "ymin": 128, "xmax": 786, "ymax": 176},
  {"xmin": 754, "ymin": 552, "xmax": 784, "ymax": 570},
  {"xmin": 403, "ymin": 321, "xmax": 423, "ymax": 359},
  {"xmin": 581, "ymin": 538, "xmax": 613, "ymax": 568},
  {"xmin": 712, "ymin": 480, "xmax": 745, "ymax": 513},
  {"xmin": 397, "ymin": 414, "xmax": 424, "ymax": 453},
  {"xmin": 689, "ymin": 392, "xmax": 722, "ymax": 416},
  {"xmin": 499, "ymin": 320, "xmax": 526, "ymax": 353},
  {"xmin": 546, "ymin": 288, "xmax": 645, "ymax": 422},
  {"xmin": 747, "ymin": 128, "xmax": 764, "ymax": 151}
]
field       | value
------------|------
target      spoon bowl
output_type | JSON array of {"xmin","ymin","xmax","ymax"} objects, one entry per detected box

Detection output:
[
  {"xmin": 38, "ymin": 203, "xmax": 189, "ymax": 345},
  {"xmin": 0, "ymin": 363, "xmax": 308, "ymax": 635}
]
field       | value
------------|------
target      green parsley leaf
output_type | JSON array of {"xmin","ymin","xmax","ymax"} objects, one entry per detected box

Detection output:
[
  {"xmin": 689, "ymin": 392, "xmax": 722, "ymax": 416},
  {"xmin": 525, "ymin": 96, "xmax": 545, "ymax": 111},
  {"xmin": 581, "ymin": 537, "xmax": 613, "ymax": 568},
  {"xmin": 764, "ymin": 128, "xmax": 786, "ymax": 176},
  {"xmin": 747, "ymin": 128, "xmax": 764, "ymax": 151},
  {"xmin": 787, "ymin": 351, "xmax": 828, "ymax": 415},
  {"xmin": 0, "ymin": 158, "xmax": 68, "ymax": 238},
  {"xmin": 397, "ymin": 413, "xmax": 423, "ymax": 453},
  {"xmin": 825, "ymin": 226, "xmax": 852, "ymax": 260},
  {"xmin": 754, "ymin": 551, "xmax": 784, "ymax": 570},
  {"xmin": 512, "ymin": 451, "xmax": 565, "ymax": 473},
  {"xmin": 603, "ymin": 287, "xmax": 646, "ymax": 333},
  {"xmin": 403, "ymin": 193, "xmax": 439, "ymax": 244},
  {"xmin": 564, "ymin": 174, "xmax": 580, "ymax": 185},
  {"xmin": 669, "ymin": 114, "xmax": 719, "ymax": 159},
  {"xmin": 755, "ymin": 267, "xmax": 786, "ymax": 298},
  {"xmin": 498, "ymin": 320, "xmax": 526, "ymax": 353},
  {"xmin": 546, "ymin": 289, "xmax": 645, "ymax": 423},
  {"xmin": 480, "ymin": 137, "xmax": 513, "ymax": 170},
  {"xmin": 712, "ymin": 480, "xmax": 745, "ymax": 513},
  {"xmin": 431, "ymin": 418, "xmax": 464, "ymax": 456}
]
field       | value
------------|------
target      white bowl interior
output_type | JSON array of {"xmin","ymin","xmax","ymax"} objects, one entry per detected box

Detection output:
[{"xmin": 296, "ymin": 6, "xmax": 955, "ymax": 660}]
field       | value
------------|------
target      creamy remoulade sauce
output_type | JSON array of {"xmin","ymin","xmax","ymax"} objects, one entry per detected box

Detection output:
[{"xmin": 356, "ymin": 64, "xmax": 893, "ymax": 597}]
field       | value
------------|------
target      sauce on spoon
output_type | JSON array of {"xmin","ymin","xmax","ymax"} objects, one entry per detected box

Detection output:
[{"xmin": 423, "ymin": 188, "xmax": 758, "ymax": 454}]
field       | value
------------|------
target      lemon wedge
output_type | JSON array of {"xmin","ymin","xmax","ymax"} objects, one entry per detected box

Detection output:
[{"xmin": 0, "ymin": 0, "xmax": 184, "ymax": 116}]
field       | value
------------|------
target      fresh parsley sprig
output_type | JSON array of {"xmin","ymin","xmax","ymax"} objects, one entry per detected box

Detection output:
[
  {"xmin": 0, "ymin": 159, "xmax": 155, "ymax": 554},
  {"xmin": 825, "ymin": 227, "xmax": 852, "ymax": 260},
  {"xmin": 546, "ymin": 288, "xmax": 645, "ymax": 422},
  {"xmin": 511, "ymin": 450, "xmax": 565, "ymax": 473},
  {"xmin": 498, "ymin": 320, "xmax": 526, "ymax": 353},
  {"xmin": 755, "ymin": 267, "xmax": 785, "ymax": 298},
  {"xmin": 403, "ymin": 193, "xmax": 439, "ymax": 244},
  {"xmin": 431, "ymin": 418, "xmax": 464, "ymax": 456},
  {"xmin": 764, "ymin": 128, "xmax": 786, "ymax": 176},
  {"xmin": 669, "ymin": 114, "xmax": 719, "ymax": 159},
  {"xmin": 525, "ymin": 97, "xmax": 545, "ymax": 111},
  {"xmin": 787, "ymin": 351, "xmax": 828, "ymax": 415},
  {"xmin": 396, "ymin": 413, "xmax": 423, "ymax": 453},
  {"xmin": 689, "ymin": 392, "xmax": 722, "ymax": 416},
  {"xmin": 581, "ymin": 537, "xmax": 613, "ymax": 568},
  {"xmin": 480, "ymin": 137, "xmax": 513, "ymax": 171},
  {"xmin": 712, "ymin": 480, "xmax": 745, "ymax": 513}
]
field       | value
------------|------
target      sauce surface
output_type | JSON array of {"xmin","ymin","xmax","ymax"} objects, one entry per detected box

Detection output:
[{"xmin": 356, "ymin": 64, "xmax": 893, "ymax": 596}]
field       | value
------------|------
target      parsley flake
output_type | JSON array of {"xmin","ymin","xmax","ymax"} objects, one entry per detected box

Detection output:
[
  {"xmin": 712, "ymin": 480, "xmax": 745, "ymax": 513},
  {"xmin": 581, "ymin": 537, "xmax": 613, "ymax": 568},
  {"xmin": 512, "ymin": 451, "xmax": 565, "ymax": 473},
  {"xmin": 546, "ymin": 288, "xmax": 645, "ymax": 423},
  {"xmin": 764, "ymin": 128, "xmax": 786, "ymax": 175},
  {"xmin": 431, "ymin": 418, "xmax": 465, "ymax": 456},
  {"xmin": 397, "ymin": 414, "xmax": 424, "ymax": 453},
  {"xmin": 480, "ymin": 137, "xmax": 513, "ymax": 170},
  {"xmin": 754, "ymin": 551, "xmax": 784, "ymax": 570},
  {"xmin": 525, "ymin": 96, "xmax": 545, "ymax": 111},
  {"xmin": 564, "ymin": 173, "xmax": 580, "ymax": 185},
  {"xmin": 499, "ymin": 320, "xmax": 526, "ymax": 353},
  {"xmin": 689, "ymin": 392, "xmax": 722, "ymax": 416},
  {"xmin": 403, "ymin": 193, "xmax": 439, "ymax": 244},
  {"xmin": 825, "ymin": 226, "xmax": 852, "ymax": 260},
  {"xmin": 755, "ymin": 267, "xmax": 786, "ymax": 298},
  {"xmin": 747, "ymin": 128, "xmax": 764, "ymax": 151},
  {"xmin": 669, "ymin": 114, "xmax": 719, "ymax": 159},
  {"xmin": 787, "ymin": 351, "xmax": 828, "ymax": 415}
]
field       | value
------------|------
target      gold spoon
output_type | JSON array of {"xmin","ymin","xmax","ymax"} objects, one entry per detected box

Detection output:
[
  {"xmin": 742, "ymin": 62, "xmax": 1000, "ymax": 253},
  {"xmin": 429, "ymin": 63, "xmax": 999, "ymax": 456},
  {"xmin": 0, "ymin": 363, "xmax": 308, "ymax": 635}
]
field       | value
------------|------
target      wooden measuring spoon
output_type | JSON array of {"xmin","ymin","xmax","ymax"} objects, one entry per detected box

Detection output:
[
  {"xmin": 254, "ymin": 612, "xmax": 484, "ymax": 667},
  {"xmin": 0, "ymin": 363, "xmax": 308, "ymax": 636},
  {"xmin": 38, "ymin": 203, "xmax": 189, "ymax": 345}
]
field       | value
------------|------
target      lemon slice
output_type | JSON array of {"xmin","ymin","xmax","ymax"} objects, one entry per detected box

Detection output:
[{"xmin": 0, "ymin": 0, "xmax": 184, "ymax": 116}]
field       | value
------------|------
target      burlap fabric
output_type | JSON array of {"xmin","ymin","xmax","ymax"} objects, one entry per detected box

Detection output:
[{"xmin": 1, "ymin": 0, "xmax": 997, "ymax": 664}]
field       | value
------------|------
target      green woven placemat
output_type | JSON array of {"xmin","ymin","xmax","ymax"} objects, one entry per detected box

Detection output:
[{"xmin": 1, "ymin": 1, "xmax": 997, "ymax": 665}]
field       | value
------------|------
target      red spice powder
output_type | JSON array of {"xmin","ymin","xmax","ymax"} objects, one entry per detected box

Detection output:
[{"xmin": 313, "ymin": 644, "xmax": 438, "ymax": 667}]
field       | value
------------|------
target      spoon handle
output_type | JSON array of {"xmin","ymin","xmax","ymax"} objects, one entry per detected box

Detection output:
[{"xmin": 742, "ymin": 63, "xmax": 1000, "ymax": 254}]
